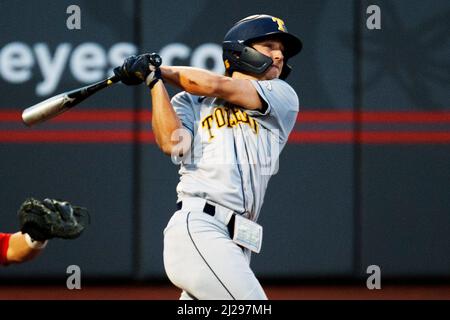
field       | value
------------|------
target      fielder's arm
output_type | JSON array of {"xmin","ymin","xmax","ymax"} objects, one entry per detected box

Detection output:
[
  {"xmin": 6, "ymin": 232, "xmax": 45, "ymax": 264},
  {"xmin": 160, "ymin": 66, "xmax": 264, "ymax": 110}
]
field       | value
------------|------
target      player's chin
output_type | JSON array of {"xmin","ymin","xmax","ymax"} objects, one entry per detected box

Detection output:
[{"xmin": 262, "ymin": 68, "xmax": 281, "ymax": 80}]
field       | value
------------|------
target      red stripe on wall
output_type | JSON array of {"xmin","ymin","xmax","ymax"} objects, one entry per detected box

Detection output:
[
  {"xmin": 1, "ymin": 109, "xmax": 450, "ymax": 144},
  {"xmin": 289, "ymin": 131, "xmax": 354, "ymax": 143},
  {"xmin": 0, "ymin": 130, "xmax": 449, "ymax": 144},
  {"xmin": 0, "ymin": 130, "xmax": 155, "ymax": 143},
  {"xmin": 0, "ymin": 111, "xmax": 22, "ymax": 122},
  {"xmin": 3, "ymin": 110, "xmax": 450, "ymax": 124},
  {"xmin": 359, "ymin": 131, "xmax": 450, "ymax": 143},
  {"xmin": 359, "ymin": 111, "xmax": 450, "ymax": 123},
  {"xmin": 297, "ymin": 111, "xmax": 450, "ymax": 123},
  {"xmin": 298, "ymin": 111, "xmax": 355, "ymax": 123},
  {"xmin": 289, "ymin": 131, "xmax": 450, "ymax": 144},
  {"xmin": 0, "ymin": 110, "xmax": 152, "ymax": 123},
  {"xmin": 52, "ymin": 110, "xmax": 152, "ymax": 122}
]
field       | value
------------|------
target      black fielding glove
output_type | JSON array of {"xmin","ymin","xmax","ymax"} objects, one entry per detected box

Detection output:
[{"xmin": 18, "ymin": 198, "xmax": 90, "ymax": 241}]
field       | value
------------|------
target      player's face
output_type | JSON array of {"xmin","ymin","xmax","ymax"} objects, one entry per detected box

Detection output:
[{"xmin": 251, "ymin": 39, "xmax": 285, "ymax": 80}]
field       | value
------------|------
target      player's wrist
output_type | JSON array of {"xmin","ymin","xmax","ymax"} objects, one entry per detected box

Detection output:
[
  {"xmin": 24, "ymin": 233, "xmax": 48, "ymax": 250},
  {"xmin": 146, "ymin": 68, "xmax": 163, "ymax": 89}
]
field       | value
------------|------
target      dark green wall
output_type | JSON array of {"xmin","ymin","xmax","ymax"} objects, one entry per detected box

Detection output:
[{"xmin": 0, "ymin": 0, "xmax": 448, "ymax": 281}]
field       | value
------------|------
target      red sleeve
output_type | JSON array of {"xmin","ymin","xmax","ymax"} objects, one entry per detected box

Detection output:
[{"xmin": 0, "ymin": 233, "xmax": 12, "ymax": 265}]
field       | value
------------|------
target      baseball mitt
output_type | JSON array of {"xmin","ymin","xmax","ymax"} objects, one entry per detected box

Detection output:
[{"xmin": 18, "ymin": 198, "xmax": 90, "ymax": 241}]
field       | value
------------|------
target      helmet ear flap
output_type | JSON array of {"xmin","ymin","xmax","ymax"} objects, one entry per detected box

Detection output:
[{"xmin": 222, "ymin": 41, "xmax": 273, "ymax": 76}]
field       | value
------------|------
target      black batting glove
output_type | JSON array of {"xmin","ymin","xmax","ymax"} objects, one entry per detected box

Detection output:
[
  {"xmin": 145, "ymin": 53, "xmax": 163, "ymax": 89},
  {"xmin": 114, "ymin": 53, "xmax": 160, "ymax": 86}
]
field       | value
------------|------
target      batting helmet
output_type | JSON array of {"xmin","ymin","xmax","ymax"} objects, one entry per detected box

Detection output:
[{"xmin": 222, "ymin": 14, "xmax": 302, "ymax": 79}]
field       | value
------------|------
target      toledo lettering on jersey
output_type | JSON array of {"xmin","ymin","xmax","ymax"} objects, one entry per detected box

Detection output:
[{"xmin": 201, "ymin": 106, "xmax": 259, "ymax": 140}]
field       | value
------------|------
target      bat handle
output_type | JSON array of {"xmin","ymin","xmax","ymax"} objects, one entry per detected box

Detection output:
[
  {"xmin": 106, "ymin": 74, "xmax": 121, "ymax": 85},
  {"xmin": 72, "ymin": 74, "xmax": 121, "ymax": 98}
]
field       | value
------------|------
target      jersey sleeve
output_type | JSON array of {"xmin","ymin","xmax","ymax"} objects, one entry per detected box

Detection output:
[
  {"xmin": 247, "ymin": 79, "xmax": 299, "ymax": 143},
  {"xmin": 0, "ymin": 233, "xmax": 11, "ymax": 265},
  {"xmin": 171, "ymin": 91, "xmax": 196, "ymax": 137}
]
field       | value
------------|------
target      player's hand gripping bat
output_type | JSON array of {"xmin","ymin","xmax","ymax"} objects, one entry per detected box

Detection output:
[{"xmin": 22, "ymin": 53, "xmax": 162, "ymax": 127}]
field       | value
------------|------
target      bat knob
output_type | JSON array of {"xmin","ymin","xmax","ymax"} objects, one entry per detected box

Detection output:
[{"xmin": 150, "ymin": 53, "xmax": 162, "ymax": 68}]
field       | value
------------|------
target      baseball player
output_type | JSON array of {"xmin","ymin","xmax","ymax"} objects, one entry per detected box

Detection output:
[
  {"xmin": 1, "ymin": 198, "xmax": 89, "ymax": 266},
  {"xmin": 115, "ymin": 14, "xmax": 302, "ymax": 299}
]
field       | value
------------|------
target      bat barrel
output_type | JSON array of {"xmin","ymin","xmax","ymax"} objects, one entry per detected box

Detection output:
[
  {"xmin": 21, "ymin": 75, "xmax": 120, "ymax": 127},
  {"xmin": 22, "ymin": 94, "xmax": 71, "ymax": 126}
]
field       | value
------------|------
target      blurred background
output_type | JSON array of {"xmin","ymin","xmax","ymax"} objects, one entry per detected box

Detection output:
[{"xmin": 0, "ymin": 0, "xmax": 449, "ymax": 299}]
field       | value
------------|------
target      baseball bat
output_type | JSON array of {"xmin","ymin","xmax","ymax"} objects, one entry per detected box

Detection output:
[{"xmin": 22, "ymin": 75, "xmax": 121, "ymax": 126}]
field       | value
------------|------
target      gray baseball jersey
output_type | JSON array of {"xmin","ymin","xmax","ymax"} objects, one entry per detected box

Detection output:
[{"xmin": 172, "ymin": 78, "xmax": 299, "ymax": 222}]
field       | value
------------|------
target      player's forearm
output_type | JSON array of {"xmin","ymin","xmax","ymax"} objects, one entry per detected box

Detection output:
[
  {"xmin": 160, "ymin": 66, "xmax": 225, "ymax": 97},
  {"xmin": 160, "ymin": 66, "xmax": 263, "ymax": 110},
  {"xmin": 150, "ymin": 81, "xmax": 184, "ymax": 155},
  {"xmin": 6, "ymin": 232, "xmax": 42, "ymax": 264}
]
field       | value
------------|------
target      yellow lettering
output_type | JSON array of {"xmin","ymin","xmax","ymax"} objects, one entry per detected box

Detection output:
[
  {"xmin": 228, "ymin": 111, "xmax": 237, "ymax": 127},
  {"xmin": 233, "ymin": 108, "xmax": 246, "ymax": 123},
  {"xmin": 240, "ymin": 110, "xmax": 249, "ymax": 123},
  {"xmin": 203, "ymin": 107, "xmax": 258, "ymax": 138},
  {"xmin": 201, "ymin": 115, "xmax": 215, "ymax": 140},
  {"xmin": 215, "ymin": 108, "xmax": 227, "ymax": 128},
  {"xmin": 249, "ymin": 117, "xmax": 259, "ymax": 134},
  {"xmin": 272, "ymin": 17, "xmax": 286, "ymax": 32}
]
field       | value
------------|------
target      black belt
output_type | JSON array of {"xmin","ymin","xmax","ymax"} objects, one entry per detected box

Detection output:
[{"xmin": 177, "ymin": 201, "xmax": 235, "ymax": 238}]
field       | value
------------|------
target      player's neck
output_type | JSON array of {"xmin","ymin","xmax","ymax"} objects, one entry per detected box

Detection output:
[
  {"xmin": 231, "ymin": 71, "xmax": 276, "ymax": 81},
  {"xmin": 231, "ymin": 71, "xmax": 259, "ymax": 80}
]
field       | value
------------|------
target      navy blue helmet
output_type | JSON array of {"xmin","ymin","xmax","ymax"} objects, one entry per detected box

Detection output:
[{"xmin": 222, "ymin": 14, "xmax": 302, "ymax": 79}]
